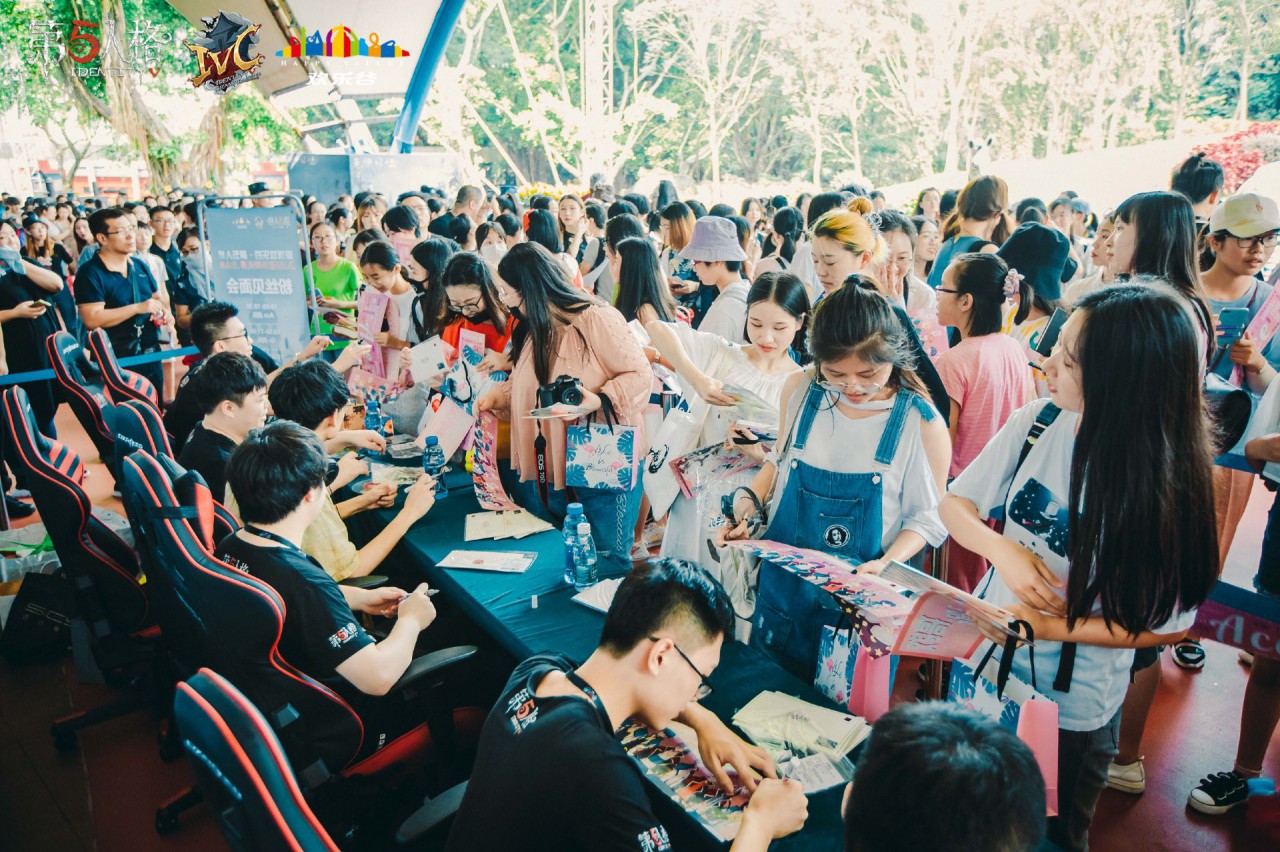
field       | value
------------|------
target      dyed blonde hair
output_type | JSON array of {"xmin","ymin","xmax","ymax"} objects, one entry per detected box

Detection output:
[{"xmin": 810, "ymin": 196, "xmax": 886, "ymax": 264}]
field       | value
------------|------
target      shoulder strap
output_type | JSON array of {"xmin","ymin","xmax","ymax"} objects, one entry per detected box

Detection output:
[{"xmin": 989, "ymin": 403, "xmax": 1061, "ymax": 523}]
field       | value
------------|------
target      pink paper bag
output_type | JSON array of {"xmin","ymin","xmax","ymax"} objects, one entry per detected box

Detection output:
[
  {"xmin": 1016, "ymin": 697, "xmax": 1059, "ymax": 816},
  {"xmin": 846, "ymin": 642, "xmax": 891, "ymax": 723}
]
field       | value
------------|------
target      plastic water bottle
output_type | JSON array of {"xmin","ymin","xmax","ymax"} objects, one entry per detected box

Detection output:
[
  {"xmin": 572, "ymin": 521, "xmax": 599, "ymax": 591},
  {"xmin": 562, "ymin": 503, "xmax": 584, "ymax": 585},
  {"xmin": 422, "ymin": 435, "xmax": 448, "ymax": 500},
  {"xmin": 364, "ymin": 395, "xmax": 382, "ymax": 432}
]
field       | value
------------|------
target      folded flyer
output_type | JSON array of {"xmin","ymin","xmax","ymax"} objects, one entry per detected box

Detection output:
[{"xmin": 436, "ymin": 550, "xmax": 537, "ymax": 573}]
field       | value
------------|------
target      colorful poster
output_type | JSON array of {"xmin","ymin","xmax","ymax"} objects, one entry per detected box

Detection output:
[
  {"xmin": 356, "ymin": 289, "xmax": 392, "ymax": 379},
  {"xmin": 471, "ymin": 410, "xmax": 518, "ymax": 510},
  {"xmin": 618, "ymin": 721, "xmax": 747, "ymax": 842}
]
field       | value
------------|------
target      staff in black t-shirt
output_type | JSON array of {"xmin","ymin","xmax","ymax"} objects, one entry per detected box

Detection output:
[
  {"xmin": 218, "ymin": 420, "xmax": 436, "ymax": 697},
  {"xmin": 447, "ymin": 559, "xmax": 809, "ymax": 852},
  {"xmin": 177, "ymin": 353, "xmax": 268, "ymax": 503}
]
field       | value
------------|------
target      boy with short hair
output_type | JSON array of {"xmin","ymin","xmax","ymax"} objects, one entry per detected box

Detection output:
[{"xmin": 177, "ymin": 352, "xmax": 268, "ymax": 502}]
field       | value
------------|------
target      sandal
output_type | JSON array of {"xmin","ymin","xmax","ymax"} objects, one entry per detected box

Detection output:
[{"xmin": 1172, "ymin": 638, "xmax": 1205, "ymax": 670}]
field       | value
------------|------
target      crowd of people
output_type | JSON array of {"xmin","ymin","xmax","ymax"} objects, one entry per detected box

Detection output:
[{"xmin": 4, "ymin": 151, "xmax": 1280, "ymax": 850}]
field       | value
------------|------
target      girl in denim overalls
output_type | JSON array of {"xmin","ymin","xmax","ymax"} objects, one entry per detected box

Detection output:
[{"xmin": 722, "ymin": 284, "xmax": 951, "ymax": 573}]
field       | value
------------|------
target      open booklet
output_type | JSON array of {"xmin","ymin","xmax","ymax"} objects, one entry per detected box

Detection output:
[
  {"xmin": 619, "ymin": 720, "xmax": 748, "ymax": 842},
  {"xmin": 727, "ymin": 541, "xmax": 1027, "ymax": 659}
]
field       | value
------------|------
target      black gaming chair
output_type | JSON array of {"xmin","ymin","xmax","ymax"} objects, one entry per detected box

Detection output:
[
  {"xmin": 175, "ymin": 668, "xmax": 342, "ymax": 851},
  {"xmin": 124, "ymin": 450, "xmax": 475, "ymax": 840},
  {"xmin": 86, "ymin": 327, "xmax": 162, "ymax": 413},
  {"xmin": 0, "ymin": 386, "xmax": 157, "ymax": 749},
  {"xmin": 46, "ymin": 330, "xmax": 117, "ymax": 474}
]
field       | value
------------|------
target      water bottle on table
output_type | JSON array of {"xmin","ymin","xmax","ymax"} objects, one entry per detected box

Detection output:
[
  {"xmin": 364, "ymin": 395, "xmax": 383, "ymax": 432},
  {"xmin": 562, "ymin": 502, "xmax": 584, "ymax": 585},
  {"xmin": 421, "ymin": 435, "xmax": 449, "ymax": 499},
  {"xmin": 572, "ymin": 521, "xmax": 598, "ymax": 591}
]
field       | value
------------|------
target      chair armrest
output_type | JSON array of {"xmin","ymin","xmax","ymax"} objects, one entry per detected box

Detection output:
[
  {"xmin": 388, "ymin": 645, "xmax": 478, "ymax": 694},
  {"xmin": 395, "ymin": 781, "xmax": 468, "ymax": 843},
  {"xmin": 339, "ymin": 574, "xmax": 388, "ymax": 590}
]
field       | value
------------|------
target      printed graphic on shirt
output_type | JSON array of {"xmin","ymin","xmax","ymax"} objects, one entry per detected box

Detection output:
[
  {"xmin": 1007, "ymin": 477, "xmax": 1069, "ymax": 557},
  {"xmin": 637, "ymin": 826, "xmax": 673, "ymax": 852},
  {"xmin": 327, "ymin": 621, "xmax": 361, "ymax": 649},
  {"xmin": 823, "ymin": 524, "xmax": 850, "ymax": 549},
  {"xmin": 221, "ymin": 554, "xmax": 251, "ymax": 574},
  {"xmin": 505, "ymin": 688, "xmax": 540, "ymax": 734}
]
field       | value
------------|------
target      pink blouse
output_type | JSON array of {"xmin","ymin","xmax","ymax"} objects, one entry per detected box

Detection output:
[{"xmin": 495, "ymin": 303, "xmax": 651, "ymax": 489}]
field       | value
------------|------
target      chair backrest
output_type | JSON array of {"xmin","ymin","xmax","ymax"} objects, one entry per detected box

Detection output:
[
  {"xmin": 45, "ymin": 331, "xmax": 116, "ymax": 470},
  {"xmin": 120, "ymin": 449, "xmax": 364, "ymax": 773},
  {"xmin": 175, "ymin": 668, "xmax": 341, "ymax": 852},
  {"xmin": 86, "ymin": 328, "xmax": 160, "ymax": 411},
  {"xmin": 1, "ymin": 386, "xmax": 148, "ymax": 637}
]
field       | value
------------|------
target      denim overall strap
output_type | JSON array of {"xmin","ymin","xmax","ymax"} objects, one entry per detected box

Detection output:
[
  {"xmin": 788, "ymin": 382, "xmax": 827, "ymax": 455},
  {"xmin": 871, "ymin": 391, "xmax": 920, "ymax": 466}
]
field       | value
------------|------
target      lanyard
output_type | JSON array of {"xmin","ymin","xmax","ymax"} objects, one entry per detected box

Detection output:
[
  {"xmin": 243, "ymin": 524, "xmax": 306, "ymax": 557},
  {"xmin": 565, "ymin": 669, "xmax": 611, "ymax": 729}
]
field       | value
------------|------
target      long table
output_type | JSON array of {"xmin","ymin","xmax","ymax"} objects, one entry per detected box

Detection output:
[{"xmin": 363, "ymin": 473, "xmax": 849, "ymax": 851}]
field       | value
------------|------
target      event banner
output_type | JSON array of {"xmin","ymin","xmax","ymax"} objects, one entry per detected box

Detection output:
[{"xmin": 203, "ymin": 207, "xmax": 310, "ymax": 365}]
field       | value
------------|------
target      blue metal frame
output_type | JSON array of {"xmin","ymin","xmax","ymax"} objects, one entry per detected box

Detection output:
[{"xmin": 391, "ymin": 0, "xmax": 470, "ymax": 154}]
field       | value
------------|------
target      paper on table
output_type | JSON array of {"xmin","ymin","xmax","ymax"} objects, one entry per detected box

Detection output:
[
  {"xmin": 778, "ymin": 753, "xmax": 848, "ymax": 795},
  {"xmin": 571, "ymin": 577, "xmax": 623, "ymax": 613},
  {"xmin": 733, "ymin": 690, "xmax": 871, "ymax": 760},
  {"xmin": 436, "ymin": 550, "xmax": 537, "ymax": 572},
  {"xmin": 463, "ymin": 511, "xmax": 554, "ymax": 541},
  {"xmin": 409, "ymin": 337, "xmax": 450, "ymax": 385}
]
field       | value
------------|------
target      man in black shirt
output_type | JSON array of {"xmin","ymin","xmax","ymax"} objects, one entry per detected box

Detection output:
[
  {"xmin": 218, "ymin": 421, "xmax": 436, "ymax": 699},
  {"xmin": 427, "ymin": 184, "xmax": 485, "ymax": 237},
  {"xmin": 177, "ymin": 353, "xmax": 267, "ymax": 503},
  {"xmin": 75, "ymin": 207, "xmax": 170, "ymax": 394},
  {"xmin": 447, "ymin": 559, "xmax": 809, "ymax": 852}
]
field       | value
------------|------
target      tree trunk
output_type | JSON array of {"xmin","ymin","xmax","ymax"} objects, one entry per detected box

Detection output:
[
  {"xmin": 708, "ymin": 101, "xmax": 722, "ymax": 197},
  {"xmin": 1236, "ymin": 4, "xmax": 1252, "ymax": 126}
]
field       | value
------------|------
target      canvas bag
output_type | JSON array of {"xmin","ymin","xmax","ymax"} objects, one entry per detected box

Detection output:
[
  {"xmin": 814, "ymin": 624, "xmax": 899, "ymax": 723},
  {"xmin": 565, "ymin": 394, "xmax": 640, "ymax": 491}
]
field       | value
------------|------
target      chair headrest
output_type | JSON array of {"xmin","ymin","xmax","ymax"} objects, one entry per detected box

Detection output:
[{"xmin": 3, "ymin": 386, "xmax": 85, "ymax": 485}]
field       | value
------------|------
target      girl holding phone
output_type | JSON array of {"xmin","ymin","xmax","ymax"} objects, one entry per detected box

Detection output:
[{"xmin": 941, "ymin": 285, "xmax": 1217, "ymax": 851}]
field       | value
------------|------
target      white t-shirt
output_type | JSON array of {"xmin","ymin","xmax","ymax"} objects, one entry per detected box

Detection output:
[
  {"xmin": 389, "ymin": 289, "xmax": 417, "ymax": 344},
  {"xmin": 768, "ymin": 387, "xmax": 947, "ymax": 553},
  {"xmin": 698, "ymin": 280, "xmax": 750, "ymax": 344},
  {"xmin": 790, "ymin": 239, "xmax": 822, "ymax": 303},
  {"xmin": 949, "ymin": 399, "xmax": 1196, "ymax": 731}
]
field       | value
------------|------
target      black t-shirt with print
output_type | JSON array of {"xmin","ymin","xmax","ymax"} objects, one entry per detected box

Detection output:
[
  {"xmin": 446, "ymin": 653, "xmax": 672, "ymax": 852},
  {"xmin": 216, "ymin": 532, "xmax": 373, "ymax": 691},
  {"xmin": 177, "ymin": 423, "xmax": 236, "ymax": 504}
]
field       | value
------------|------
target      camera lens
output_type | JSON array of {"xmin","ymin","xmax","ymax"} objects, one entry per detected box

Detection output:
[{"xmin": 563, "ymin": 385, "xmax": 584, "ymax": 406}]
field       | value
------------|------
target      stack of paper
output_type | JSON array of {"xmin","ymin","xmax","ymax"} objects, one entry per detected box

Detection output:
[
  {"xmin": 733, "ymin": 691, "xmax": 871, "ymax": 760},
  {"xmin": 464, "ymin": 510, "xmax": 554, "ymax": 541},
  {"xmin": 571, "ymin": 577, "xmax": 623, "ymax": 613}
]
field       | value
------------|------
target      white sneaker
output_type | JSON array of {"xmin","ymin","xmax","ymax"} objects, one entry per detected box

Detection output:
[
  {"xmin": 630, "ymin": 543, "xmax": 650, "ymax": 562},
  {"xmin": 1107, "ymin": 758, "xmax": 1146, "ymax": 794},
  {"xmin": 642, "ymin": 522, "xmax": 666, "ymax": 549}
]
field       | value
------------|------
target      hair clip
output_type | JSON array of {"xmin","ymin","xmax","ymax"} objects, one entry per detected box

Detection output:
[
  {"xmin": 864, "ymin": 211, "xmax": 883, "ymax": 234},
  {"xmin": 1003, "ymin": 269, "xmax": 1024, "ymax": 299}
]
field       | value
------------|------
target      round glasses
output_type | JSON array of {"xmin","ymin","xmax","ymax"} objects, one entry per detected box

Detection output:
[{"xmin": 818, "ymin": 379, "xmax": 883, "ymax": 396}]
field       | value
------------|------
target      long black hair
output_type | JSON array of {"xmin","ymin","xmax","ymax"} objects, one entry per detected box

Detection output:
[
  {"xmin": 747, "ymin": 272, "xmax": 811, "ymax": 364},
  {"xmin": 765, "ymin": 207, "xmax": 804, "ymax": 264},
  {"xmin": 499, "ymin": 243, "xmax": 594, "ymax": 385},
  {"xmin": 1114, "ymin": 191, "xmax": 1213, "ymax": 362},
  {"xmin": 614, "ymin": 237, "xmax": 677, "ymax": 324},
  {"xmin": 1066, "ymin": 285, "xmax": 1217, "ymax": 633},
  {"xmin": 947, "ymin": 252, "xmax": 1026, "ymax": 337},
  {"xmin": 525, "ymin": 209, "xmax": 562, "ymax": 254},
  {"xmin": 408, "ymin": 237, "xmax": 456, "ymax": 341},
  {"xmin": 810, "ymin": 282, "xmax": 929, "ymax": 398},
  {"xmin": 442, "ymin": 251, "xmax": 510, "ymax": 334}
]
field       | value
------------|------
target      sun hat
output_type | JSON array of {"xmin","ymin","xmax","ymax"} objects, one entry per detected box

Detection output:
[
  {"xmin": 678, "ymin": 216, "xmax": 747, "ymax": 263},
  {"xmin": 1209, "ymin": 193, "xmax": 1280, "ymax": 238}
]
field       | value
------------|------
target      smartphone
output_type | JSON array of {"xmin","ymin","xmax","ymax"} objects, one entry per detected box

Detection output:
[
  {"xmin": 30, "ymin": 299, "xmax": 51, "ymax": 308},
  {"xmin": 1216, "ymin": 307, "xmax": 1251, "ymax": 347},
  {"xmin": 1033, "ymin": 309, "xmax": 1069, "ymax": 358}
]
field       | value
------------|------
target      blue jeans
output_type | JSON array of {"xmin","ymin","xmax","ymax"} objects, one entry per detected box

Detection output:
[{"xmin": 511, "ymin": 476, "xmax": 643, "ymax": 579}]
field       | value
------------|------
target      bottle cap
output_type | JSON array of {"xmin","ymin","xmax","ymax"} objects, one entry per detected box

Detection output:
[
  {"xmin": 425, "ymin": 435, "xmax": 439, "ymax": 446},
  {"xmin": 567, "ymin": 502, "xmax": 583, "ymax": 514},
  {"xmin": 577, "ymin": 522, "xmax": 591, "ymax": 534}
]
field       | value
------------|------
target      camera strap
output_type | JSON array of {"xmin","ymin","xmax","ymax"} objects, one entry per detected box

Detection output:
[{"xmin": 534, "ymin": 421, "xmax": 549, "ymax": 508}]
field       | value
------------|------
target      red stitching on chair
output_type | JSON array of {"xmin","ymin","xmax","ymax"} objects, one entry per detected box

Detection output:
[
  {"xmin": 177, "ymin": 679, "xmax": 332, "ymax": 852},
  {"xmin": 343, "ymin": 724, "xmax": 432, "ymax": 777}
]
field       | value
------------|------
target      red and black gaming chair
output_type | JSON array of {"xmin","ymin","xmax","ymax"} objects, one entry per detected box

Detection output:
[
  {"xmin": 175, "ymin": 668, "xmax": 342, "ymax": 851},
  {"xmin": 46, "ymin": 330, "xmax": 117, "ymax": 474},
  {"xmin": 86, "ymin": 327, "xmax": 161, "ymax": 413},
  {"xmin": 0, "ymin": 386, "xmax": 158, "ymax": 749},
  {"xmin": 123, "ymin": 450, "xmax": 475, "ymax": 841}
]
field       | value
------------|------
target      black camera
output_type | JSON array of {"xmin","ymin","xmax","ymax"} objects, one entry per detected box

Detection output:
[{"xmin": 537, "ymin": 374, "xmax": 585, "ymax": 408}]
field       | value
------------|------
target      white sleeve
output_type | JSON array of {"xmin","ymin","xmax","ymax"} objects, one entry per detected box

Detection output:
[
  {"xmin": 1245, "ymin": 373, "xmax": 1280, "ymax": 445},
  {"xmin": 896, "ymin": 420, "xmax": 947, "ymax": 546},
  {"xmin": 698, "ymin": 299, "xmax": 744, "ymax": 344},
  {"xmin": 948, "ymin": 400, "xmax": 1050, "ymax": 519},
  {"xmin": 672, "ymin": 322, "xmax": 731, "ymax": 375}
]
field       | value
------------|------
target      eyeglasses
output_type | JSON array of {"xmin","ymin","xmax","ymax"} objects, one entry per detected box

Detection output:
[
  {"xmin": 935, "ymin": 287, "xmax": 959, "ymax": 295},
  {"xmin": 448, "ymin": 296, "xmax": 484, "ymax": 315},
  {"xmin": 216, "ymin": 332, "xmax": 248, "ymax": 343},
  {"xmin": 650, "ymin": 635, "xmax": 713, "ymax": 700},
  {"xmin": 1228, "ymin": 232, "xmax": 1280, "ymax": 250},
  {"xmin": 106, "ymin": 226, "xmax": 137, "ymax": 236},
  {"xmin": 818, "ymin": 379, "xmax": 883, "ymax": 396}
]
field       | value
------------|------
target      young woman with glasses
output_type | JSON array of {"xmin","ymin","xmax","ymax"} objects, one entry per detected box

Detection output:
[
  {"xmin": 440, "ymin": 251, "xmax": 514, "ymax": 370},
  {"xmin": 719, "ymin": 283, "xmax": 950, "ymax": 574}
]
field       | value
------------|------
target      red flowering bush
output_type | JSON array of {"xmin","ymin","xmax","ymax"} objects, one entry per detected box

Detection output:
[{"xmin": 1194, "ymin": 122, "xmax": 1280, "ymax": 192}]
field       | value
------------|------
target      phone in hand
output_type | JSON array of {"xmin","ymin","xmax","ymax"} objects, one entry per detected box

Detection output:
[
  {"xmin": 1033, "ymin": 309, "xmax": 1069, "ymax": 358},
  {"xmin": 1216, "ymin": 307, "xmax": 1251, "ymax": 348},
  {"xmin": 30, "ymin": 299, "xmax": 51, "ymax": 309}
]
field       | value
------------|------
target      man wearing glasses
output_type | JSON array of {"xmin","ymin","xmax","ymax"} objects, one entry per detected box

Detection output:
[
  {"xmin": 76, "ymin": 207, "xmax": 171, "ymax": 394},
  {"xmin": 447, "ymin": 558, "xmax": 809, "ymax": 852}
]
